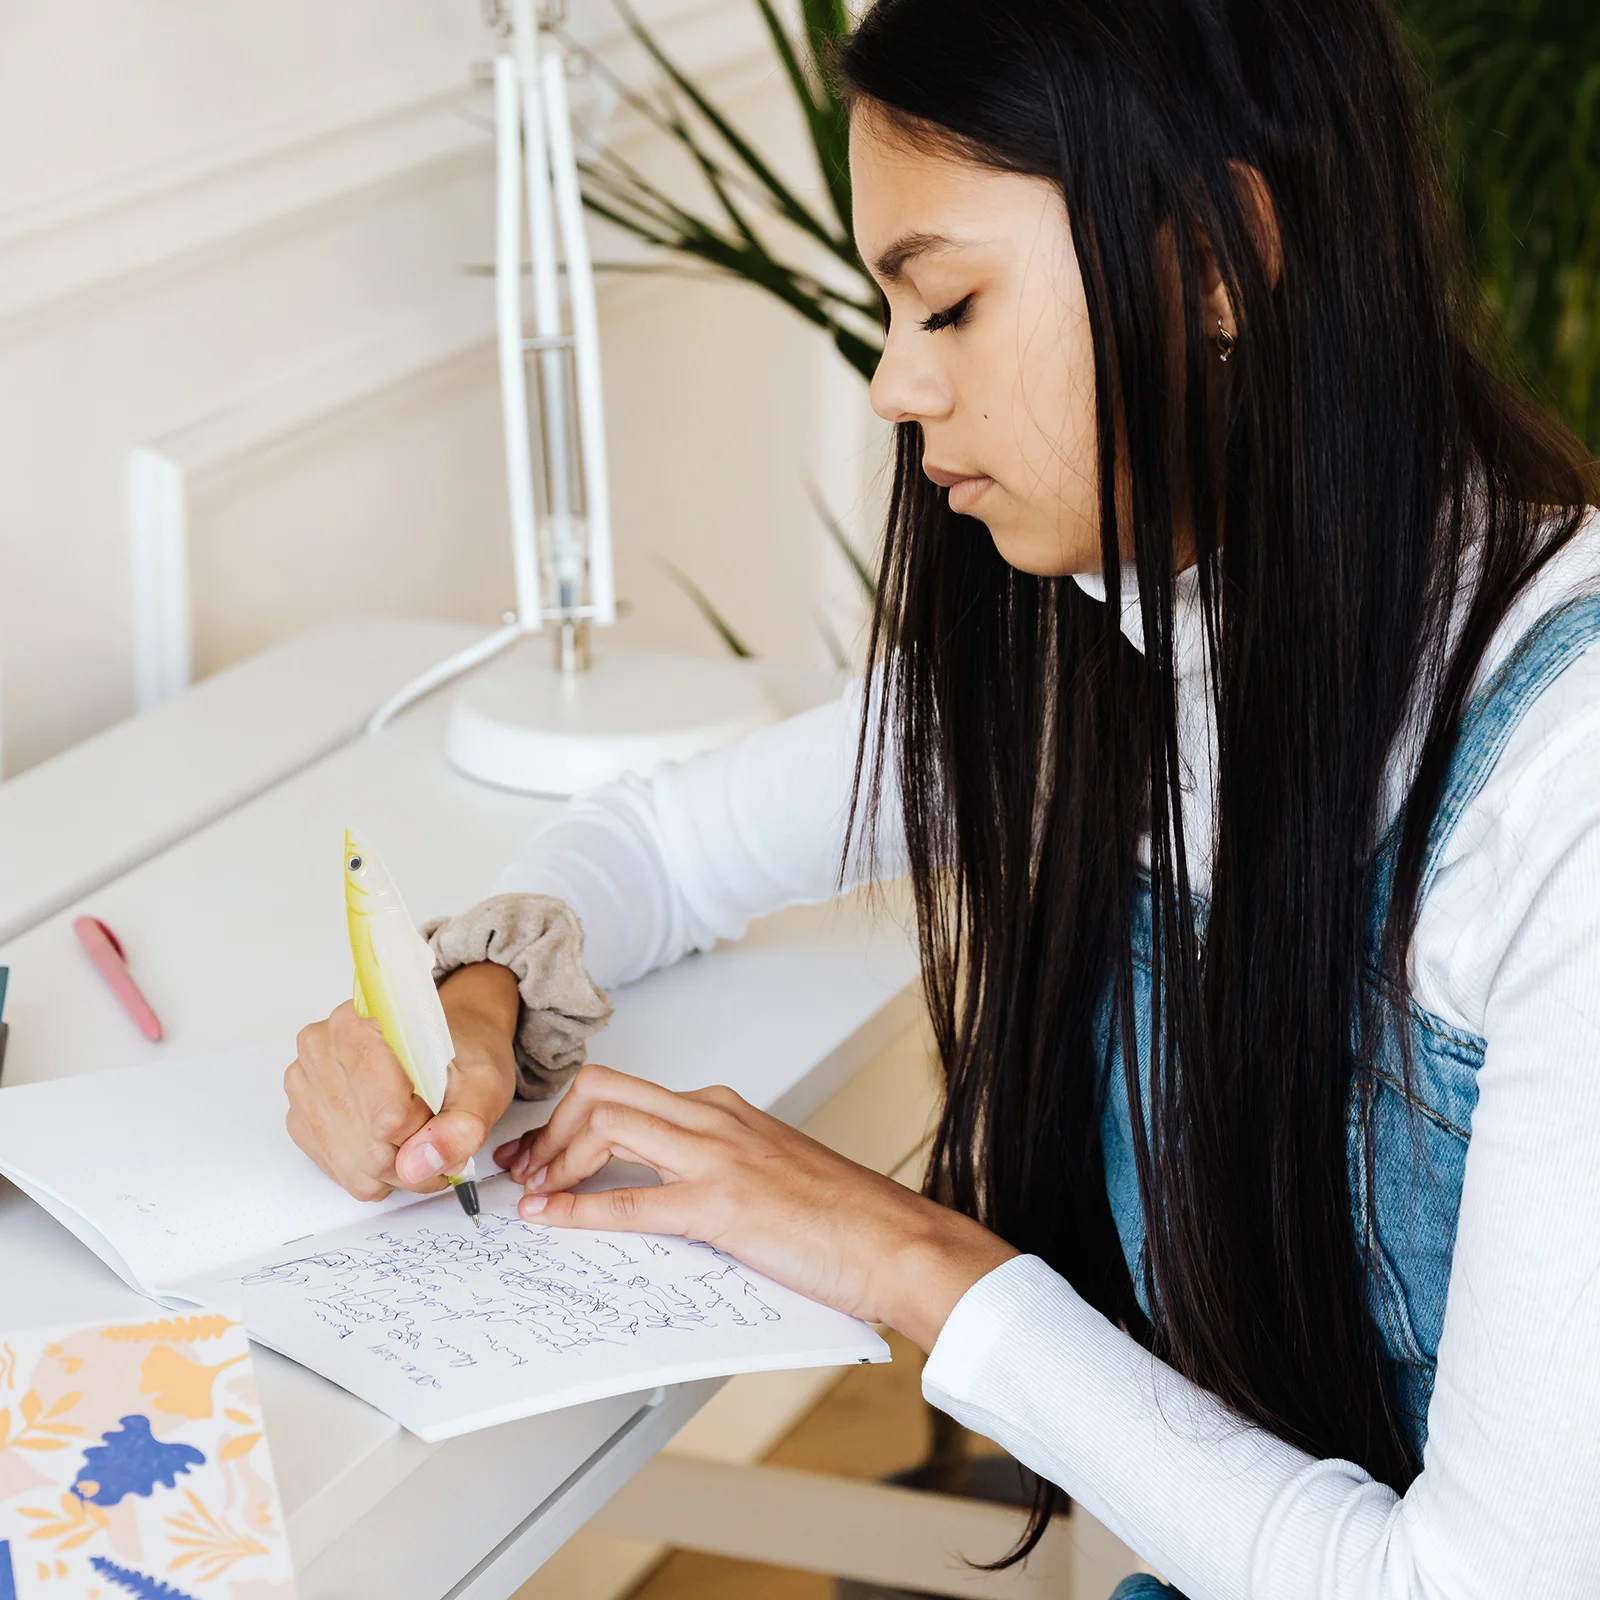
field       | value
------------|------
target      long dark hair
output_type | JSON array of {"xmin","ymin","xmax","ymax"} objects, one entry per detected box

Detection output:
[{"xmin": 840, "ymin": 0, "xmax": 1595, "ymax": 1556}]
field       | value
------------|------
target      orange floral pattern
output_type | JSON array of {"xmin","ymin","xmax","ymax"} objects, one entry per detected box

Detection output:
[{"xmin": 0, "ymin": 1313, "xmax": 296, "ymax": 1596}]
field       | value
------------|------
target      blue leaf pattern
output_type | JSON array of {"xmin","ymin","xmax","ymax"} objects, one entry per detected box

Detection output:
[
  {"xmin": 72, "ymin": 1415, "xmax": 205, "ymax": 1506},
  {"xmin": 87, "ymin": 1556, "xmax": 199, "ymax": 1600}
]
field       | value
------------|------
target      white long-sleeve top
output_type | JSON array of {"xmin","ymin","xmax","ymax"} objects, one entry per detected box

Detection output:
[{"xmin": 496, "ymin": 513, "xmax": 1600, "ymax": 1599}]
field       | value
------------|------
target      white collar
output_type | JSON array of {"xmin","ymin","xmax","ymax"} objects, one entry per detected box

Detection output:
[{"xmin": 1070, "ymin": 562, "xmax": 1207, "ymax": 674}]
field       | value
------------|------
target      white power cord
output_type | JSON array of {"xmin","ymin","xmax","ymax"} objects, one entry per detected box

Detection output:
[{"xmin": 365, "ymin": 622, "xmax": 526, "ymax": 735}]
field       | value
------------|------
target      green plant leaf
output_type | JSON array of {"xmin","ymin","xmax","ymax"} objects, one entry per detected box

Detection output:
[
  {"xmin": 807, "ymin": 482, "xmax": 877, "ymax": 601},
  {"xmin": 657, "ymin": 561, "xmax": 756, "ymax": 657},
  {"xmin": 1400, "ymin": 0, "xmax": 1600, "ymax": 445},
  {"xmin": 582, "ymin": 164, "xmax": 879, "ymax": 376},
  {"xmin": 831, "ymin": 325, "xmax": 882, "ymax": 382},
  {"xmin": 814, "ymin": 606, "xmax": 851, "ymax": 670},
  {"xmin": 574, "ymin": 0, "xmax": 882, "ymax": 381},
  {"xmin": 749, "ymin": 0, "xmax": 853, "ymax": 239},
  {"xmin": 568, "ymin": 39, "xmax": 811, "ymax": 228},
  {"xmin": 799, "ymin": 0, "xmax": 855, "ymax": 235},
  {"xmin": 607, "ymin": 0, "xmax": 857, "ymax": 272}
]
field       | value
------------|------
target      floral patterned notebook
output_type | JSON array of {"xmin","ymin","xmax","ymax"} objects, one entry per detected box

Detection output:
[{"xmin": 0, "ymin": 1312, "xmax": 297, "ymax": 1600}]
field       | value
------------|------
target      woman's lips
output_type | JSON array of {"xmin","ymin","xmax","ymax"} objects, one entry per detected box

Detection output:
[
  {"xmin": 946, "ymin": 475, "xmax": 993, "ymax": 515},
  {"xmin": 923, "ymin": 462, "xmax": 994, "ymax": 516}
]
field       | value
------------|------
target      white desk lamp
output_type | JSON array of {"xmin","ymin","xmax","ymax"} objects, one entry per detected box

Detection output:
[{"xmin": 369, "ymin": 0, "xmax": 777, "ymax": 795}]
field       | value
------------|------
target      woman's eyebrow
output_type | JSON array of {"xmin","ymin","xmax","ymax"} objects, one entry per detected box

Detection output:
[{"xmin": 871, "ymin": 230, "xmax": 959, "ymax": 282}]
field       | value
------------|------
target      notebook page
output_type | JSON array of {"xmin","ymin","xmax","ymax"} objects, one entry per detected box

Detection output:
[
  {"xmin": 176, "ymin": 1174, "xmax": 889, "ymax": 1442},
  {"xmin": 0, "ymin": 1044, "xmax": 553, "ymax": 1294}
]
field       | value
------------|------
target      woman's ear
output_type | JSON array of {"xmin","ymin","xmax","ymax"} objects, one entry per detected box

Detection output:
[
  {"xmin": 1203, "ymin": 162, "xmax": 1284, "ymax": 344},
  {"xmin": 1229, "ymin": 161, "xmax": 1284, "ymax": 291}
]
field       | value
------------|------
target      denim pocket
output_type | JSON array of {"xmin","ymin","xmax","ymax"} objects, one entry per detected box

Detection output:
[{"xmin": 1351, "ymin": 1016, "xmax": 1481, "ymax": 1448}]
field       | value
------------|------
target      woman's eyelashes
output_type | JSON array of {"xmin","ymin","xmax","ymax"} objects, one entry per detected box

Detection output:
[{"xmin": 919, "ymin": 294, "xmax": 973, "ymax": 333}]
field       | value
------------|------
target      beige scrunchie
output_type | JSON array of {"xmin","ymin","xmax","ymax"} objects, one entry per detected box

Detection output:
[{"xmin": 420, "ymin": 893, "xmax": 612, "ymax": 1099}]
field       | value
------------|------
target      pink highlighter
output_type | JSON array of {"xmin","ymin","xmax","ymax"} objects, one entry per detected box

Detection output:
[{"xmin": 73, "ymin": 916, "xmax": 164, "ymax": 1043}]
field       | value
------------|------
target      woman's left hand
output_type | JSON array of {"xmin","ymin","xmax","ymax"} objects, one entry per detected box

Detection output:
[{"xmin": 493, "ymin": 1063, "xmax": 1017, "ymax": 1352}]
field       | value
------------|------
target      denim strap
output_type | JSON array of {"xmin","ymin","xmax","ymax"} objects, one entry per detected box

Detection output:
[
  {"xmin": 1372, "ymin": 593, "xmax": 1600, "ymax": 922},
  {"xmin": 1108, "ymin": 1577, "xmax": 1184, "ymax": 1599}
]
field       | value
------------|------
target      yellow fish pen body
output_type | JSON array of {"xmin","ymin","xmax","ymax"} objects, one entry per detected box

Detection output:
[{"xmin": 342, "ymin": 827, "xmax": 477, "ymax": 1200}]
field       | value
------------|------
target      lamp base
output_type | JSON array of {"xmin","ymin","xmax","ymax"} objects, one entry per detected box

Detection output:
[{"xmin": 445, "ymin": 641, "xmax": 779, "ymax": 797}]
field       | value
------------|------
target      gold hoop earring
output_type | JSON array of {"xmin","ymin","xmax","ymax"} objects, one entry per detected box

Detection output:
[{"xmin": 1215, "ymin": 318, "xmax": 1237, "ymax": 363}]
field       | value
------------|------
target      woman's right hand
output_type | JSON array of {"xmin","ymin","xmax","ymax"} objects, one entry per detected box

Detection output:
[{"xmin": 284, "ymin": 961, "xmax": 521, "ymax": 1201}]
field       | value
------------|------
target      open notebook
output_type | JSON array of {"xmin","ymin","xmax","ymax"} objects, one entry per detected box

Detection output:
[{"xmin": 0, "ymin": 1047, "xmax": 888, "ymax": 1442}]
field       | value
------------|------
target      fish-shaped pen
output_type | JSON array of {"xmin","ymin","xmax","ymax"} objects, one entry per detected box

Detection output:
[{"xmin": 343, "ymin": 827, "xmax": 481, "ymax": 1227}]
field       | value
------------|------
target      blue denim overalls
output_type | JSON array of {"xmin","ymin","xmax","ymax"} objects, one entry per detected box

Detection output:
[{"xmin": 1096, "ymin": 596, "xmax": 1600, "ymax": 1599}]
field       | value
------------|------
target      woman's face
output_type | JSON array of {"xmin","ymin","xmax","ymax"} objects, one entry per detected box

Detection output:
[{"xmin": 851, "ymin": 107, "xmax": 1102, "ymax": 577}]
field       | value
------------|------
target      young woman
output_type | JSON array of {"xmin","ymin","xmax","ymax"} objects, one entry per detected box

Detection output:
[{"xmin": 286, "ymin": 0, "xmax": 1600, "ymax": 1591}]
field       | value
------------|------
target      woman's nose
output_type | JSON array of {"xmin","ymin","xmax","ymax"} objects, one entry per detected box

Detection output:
[{"xmin": 869, "ymin": 325, "xmax": 953, "ymax": 426}]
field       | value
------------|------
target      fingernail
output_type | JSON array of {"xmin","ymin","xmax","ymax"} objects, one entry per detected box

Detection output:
[
  {"xmin": 527, "ymin": 1165, "xmax": 548, "ymax": 1192},
  {"xmin": 404, "ymin": 1143, "xmax": 444, "ymax": 1181},
  {"xmin": 520, "ymin": 1195, "xmax": 548, "ymax": 1217},
  {"xmin": 494, "ymin": 1142, "xmax": 517, "ymax": 1166}
]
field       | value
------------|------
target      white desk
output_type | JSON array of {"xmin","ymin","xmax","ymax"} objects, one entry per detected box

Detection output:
[
  {"xmin": 0, "ymin": 617, "xmax": 488, "ymax": 946},
  {"xmin": 0, "ymin": 622, "xmax": 919, "ymax": 1599}
]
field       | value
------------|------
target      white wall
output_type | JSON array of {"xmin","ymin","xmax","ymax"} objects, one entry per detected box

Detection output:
[{"xmin": 0, "ymin": 0, "xmax": 883, "ymax": 777}]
